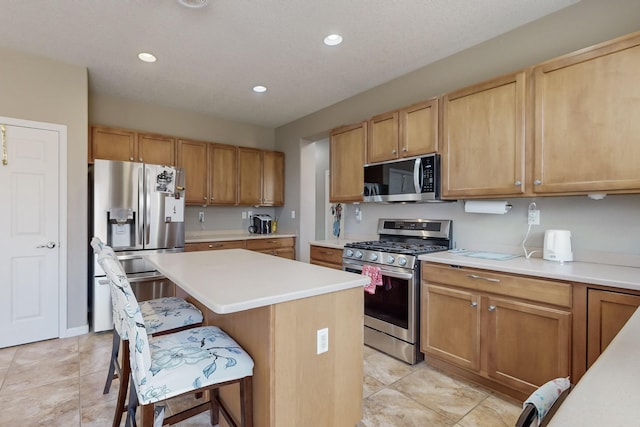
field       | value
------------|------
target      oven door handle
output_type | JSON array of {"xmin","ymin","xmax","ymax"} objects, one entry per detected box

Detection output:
[{"xmin": 343, "ymin": 261, "xmax": 414, "ymax": 280}]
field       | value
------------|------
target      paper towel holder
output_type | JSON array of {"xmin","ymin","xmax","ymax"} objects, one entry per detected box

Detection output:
[{"xmin": 464, "ymin": 200, "xmax": 512, "ymax": 214}]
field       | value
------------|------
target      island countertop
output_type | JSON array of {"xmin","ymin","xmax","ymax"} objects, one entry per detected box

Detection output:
[{"xmin": 145, "ymin": 249, "xmax": 369, "ymax": 314}]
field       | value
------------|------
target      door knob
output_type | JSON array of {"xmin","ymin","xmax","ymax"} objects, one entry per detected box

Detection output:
[{"xmin": 37, "ymin": 241, "xmax": 56, "ymax": 249}]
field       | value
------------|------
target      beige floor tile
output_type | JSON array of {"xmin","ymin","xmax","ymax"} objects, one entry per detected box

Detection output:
[
  {"xmin": 457, "ymin": 394, "xmax": 522, "ymax": 427},
  {"xmin": 0, "ymin": 367, "xmax": 7, "ymax": 390},
  {"xmin": 12, "ymin": 335, "xmax": 78, "ymax": 366},
  {"xmin": 363, "ymin": 374, "xmax": 386, "ymax": 399},
  {"xmin": 81, "ymin": 398, "xmax": 119, "ymax": 427},
  {"xmin": 0, "ymin": 353, "xmax": 79, "ymax": 395},
  {"xmin": 80, "ymin": 369, "xmax": 121, "ymax": 408},
  {"xmin": 80, "ymin": 342, "xmax": 113, "ymax": 376},
  {"xmin": 359, "ymin": 388, "xmax": 454, "ymax": 427},
  {"xmin": 0, "ymin": 377, "xmax": 80, "ymax": 426},
  {"xmin": 392, "ymin": 365, "xmax": 489, "ymax": 422},
  {"xmin": 364, "ymin": 350, "xmax": 415, "ymax": 386},
  {"xmin": 79, "ymin": 330, "xmax": 114, "ymax": 352},
  {"xmin": 0, "ymin": 346, "xmax": 17, "ymax": 369}
]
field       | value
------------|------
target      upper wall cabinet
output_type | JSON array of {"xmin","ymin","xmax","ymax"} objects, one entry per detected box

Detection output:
[
  {"xmin": 441, "ymin": 72, "xmax": 527, "ymax": 199},
  {"xmin": 90, "ymin": 126, "xmax": 176, "ymax": 165},
  {"xmin": 177, "ymin": 139, "xmax": 209, "ymax": 205},
  {"xmin": 237, "ymin": 147, "xmax": 285, "ymax": 206},
  {"xmin": 532, "ymin": 32, "xmax": 640, "ymax": 195},
  {"xmin": 208, "ymin": 143, "xmax": 238, "ymax": 205},
  {"xmin": 368, "ymin": 99, "xmax": 438, "ymax": 164},
  {"xmin": 330, "ymin": 121, "xmax": 366, "ymax": 203}
]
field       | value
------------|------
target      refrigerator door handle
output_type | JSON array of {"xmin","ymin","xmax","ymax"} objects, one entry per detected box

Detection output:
[
  {"xmin": 145, "ymin": 166, "xmax": 151, "ymax": 245},
  {"xmin": 138, "ymin": 167, "xmax": 144, "ymax": 245}
]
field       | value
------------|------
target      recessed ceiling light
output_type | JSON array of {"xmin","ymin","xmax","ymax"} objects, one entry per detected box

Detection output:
[
  {"xmin": 138, "ymin": 52, "xmax": 157, "ymax": 63},
  {"xmin": 323, "ymin": 34, "xmax": 343, "ymax": 46},
  {"xmin": 252, "ymin": 85, "xmax": 267, "ymax": 93},
  {"xmin": 177, "ymin": 0, "xmax": 209, "ymax": 8}
]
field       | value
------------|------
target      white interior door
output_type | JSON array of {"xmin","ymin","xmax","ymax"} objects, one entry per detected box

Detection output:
[{"xmin": 0, "ymin": 122, "xmax": 61, "ymax": 347}]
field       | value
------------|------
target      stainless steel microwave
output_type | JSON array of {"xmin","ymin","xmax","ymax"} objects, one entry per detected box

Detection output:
[{"xmin": 363, "ymin": 154, "xmax": 440, "ymax": 203}]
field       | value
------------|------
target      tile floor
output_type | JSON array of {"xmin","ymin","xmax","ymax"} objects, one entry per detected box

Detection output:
[{"xmin": 0, "ymin": 333, "xmax": 521, "ymax": 426}]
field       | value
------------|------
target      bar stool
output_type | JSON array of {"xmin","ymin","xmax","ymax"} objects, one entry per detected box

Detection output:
[
  {"xmin": 96, "ymin": 246, "xmax": 254, "ymax": 427},
  {"xmin": 90, "ymin": 238, "xmax": 204, "ymax": 427}
]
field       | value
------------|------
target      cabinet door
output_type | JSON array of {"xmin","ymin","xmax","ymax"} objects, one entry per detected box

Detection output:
[
  {"xmin": 177, "ymin": 139, "xmax": 209, "ymax": 205},
  {"xmin": 400, "ymin": 99, "xmax": 438, "ymax": 157},
  {"xmin": 441, "ymin": 72, "xmax": 526, "ymax": 198},
  {"xmin": 330, "ymin": 122, "xmax": 366, "ymax": 203},
  {"xmin": 533, "ymin": 34, "xmax": 640, "ymax": 194},
  {"xmin": 262, "ymin": 151, "xmax": 284, "ymax": 206},
  {"xmin": 237, "ymin": 147, "xmax": 263, "ymax": 205},
  {"xmin": 587, "ymin": 289, "xmax": 640, "ymax": 367},
  {"xmin": 486, "ymin": 296, "xmax": 571, "ymax": 394},
  {"xmin": 367, "ymin": 112, "xmax": 399, "ymax": 163},
  {"xmin": 90, "ymin": 126, "xmax": 136, "ymax": 163},
  {"xmin": 184, "ymin": 240, "xmax": 246, "ymax": 252},
  {"xmin": 422, "ymin": 284, "xmax": 480, "ymax": 371},
  {"xmin": 310, "ymin": 245, "xmax": 343, "ymax": 269},
  {"xmin": 209, "ymin": 143, "xmax": 237, "ymax": 205},
  {"xmin": 137, "ymin": 133, "xmax": 176, "ymax": 165}
]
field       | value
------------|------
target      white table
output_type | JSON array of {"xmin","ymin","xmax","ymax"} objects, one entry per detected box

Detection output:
[{"xmin": 145, "ymin": 249, "xmax": 369, "ymax": 427}]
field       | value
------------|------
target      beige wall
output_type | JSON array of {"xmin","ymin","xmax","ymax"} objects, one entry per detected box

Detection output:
[
  {"xmin": 274, "ymin": 0, "xmax": 640, "ymax": 260},
  {"xmin": 0, "ymin": 45, "xmax": 88, "ymax": 330},
  {"xmin": 89, "ymin": 93, "xmax": 275, "ymax": 149}
]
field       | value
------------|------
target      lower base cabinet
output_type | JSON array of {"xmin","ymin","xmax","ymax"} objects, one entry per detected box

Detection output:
[
  {"xmin": 421, "ymin": 263, "xmax": 572, "ymax": 399},
  {"xmin": 309, "ymin": 245, "xmax": 343, "ymax": 270},
  {"xmin": 185, "ymin": 236, "xmax": 295, "ymax": 259}
]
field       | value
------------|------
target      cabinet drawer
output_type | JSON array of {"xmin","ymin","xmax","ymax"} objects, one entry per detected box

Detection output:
[
  {"xmin": 310, "ymin": 245, "xmax": 343, "ymax": 266},
  {"xmin": 422, "ymin": 263, "xmax": 571, "ymax": 308},
  {"xmin": 185, "ymin": 240, "xmax": 246, "ymax": 252},
  {"xmin": 246, "ymin": 237, "xmax": 295, "ymax": 250}
]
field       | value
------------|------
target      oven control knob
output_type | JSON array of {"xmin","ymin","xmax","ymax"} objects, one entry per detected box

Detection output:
[
  {"xmin": 368, "ymin": 253, "xmax": 378, "ymax": 261},
  {"xmin": 385, "ymin": 255, "xmax": 395, "ymax": 264},
  {"xmin": 345, "ymin": 249, "xmax": 354, "ymax": 257},
  {"xmin": 355, "ymin": 250, "xmax": 363, "ymax": 259},
  {"xmin": 397, "ymin": 256, "xmax": 408, "ymax": 267}
]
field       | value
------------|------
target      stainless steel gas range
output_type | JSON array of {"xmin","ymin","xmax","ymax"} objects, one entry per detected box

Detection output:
[{"xmin": 343, "ymin": 219, "xmax": 452, "ymax": 364}]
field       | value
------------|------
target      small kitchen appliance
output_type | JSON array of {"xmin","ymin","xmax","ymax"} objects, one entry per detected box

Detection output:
[
  {"xmin": 249, "ymin": 214, "xmax": 273, "ymax": 234},
  {"xmin": 343, "ymin": 218, "xmax": 452, "ymax": 364},
  {"xmin": 543, "ymin": 229, "xmax": 573, "ymax": 262}
]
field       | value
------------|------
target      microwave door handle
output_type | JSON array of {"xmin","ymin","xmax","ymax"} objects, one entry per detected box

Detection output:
[{"xmin": 413, "ymin": 158, "xmax": 422, "ymax": 193}]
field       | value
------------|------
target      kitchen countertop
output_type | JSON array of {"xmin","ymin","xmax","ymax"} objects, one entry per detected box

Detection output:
[
  {"xmin": 419, "ymin": 251, "xmax": 640, "ymax": 291},
  {"xmin": 546, "ymin": 304, "xmax": 640, "ymax": 426},
  {"xmin": 186, "ymin": 230, "xmax": 296, "ymax": 243},
  {"xmin": 309, "ymin": 239, "xmax": 359, "ymax": 249},
  {"xmin": 146, "ymin": 249, "xmax": 369, "ymax": 314}
]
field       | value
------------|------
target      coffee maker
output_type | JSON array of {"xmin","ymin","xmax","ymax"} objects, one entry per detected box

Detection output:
[{"xmin": 249, "ymin": 214, "xmax": 273, "ymax": 234}]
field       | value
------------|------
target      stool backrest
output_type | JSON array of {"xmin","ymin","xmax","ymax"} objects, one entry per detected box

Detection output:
[
  {"xmin": 96, "ymin": 253, "xmax": 153, "ymax": 387},
  {"xmin": 92, "ymin": 237, "xmax": 129, "ymax": 338}
]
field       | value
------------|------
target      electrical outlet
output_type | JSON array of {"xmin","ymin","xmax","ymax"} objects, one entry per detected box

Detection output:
[
  {"xmin": 317, "ymin": 328, "xmax": 328, "ymax": 354},
  {"xmin": 528, "ymin": 209, "xmax": 540, "ymax": 225},
  {"xmin": 241, "ymin": 211, "xmax": 247, "ymax": 219},
  {"xmin": 198, "ymin": 211, "xmax": 205, "ymax": 222},
  {"xmin": 291, "ymin": 210, "xmax": 296, "ymax": 219},
  {"xmin": 247, "ymin": 210, "xmax": 253, "ymax": 218}
]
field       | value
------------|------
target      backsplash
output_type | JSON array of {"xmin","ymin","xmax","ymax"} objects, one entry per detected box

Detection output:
[
  {"xmin": 185, "ymin": 206, "xmax": 276, "ymax": 233},
  {"xmin": 342, "ymin": 194, "xmax": 640, "ymax": 267}
]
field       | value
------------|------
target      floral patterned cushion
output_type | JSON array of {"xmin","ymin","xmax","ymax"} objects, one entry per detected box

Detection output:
[
  {"xmin": 140, "ymin": 297, "xmax": 204, "ymax": 334},
  {"xmin": 131, "ymin": 326, "xmax": 254, "ymax": 405}
]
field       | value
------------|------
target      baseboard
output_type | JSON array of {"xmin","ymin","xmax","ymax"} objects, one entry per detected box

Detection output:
[{"xmin": 62, "ymin": 324, "xmax": 89, "ymax": 338}]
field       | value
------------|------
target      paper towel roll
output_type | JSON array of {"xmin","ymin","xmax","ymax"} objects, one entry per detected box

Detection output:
[{"xmin": 464, "ymin": 200, "xmax": 511, "ymax": 214}]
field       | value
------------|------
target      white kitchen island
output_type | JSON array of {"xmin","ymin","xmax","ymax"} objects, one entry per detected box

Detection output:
[{"xmin": 146, "ymin": 249, "xmax": 369, "ymax": 427}]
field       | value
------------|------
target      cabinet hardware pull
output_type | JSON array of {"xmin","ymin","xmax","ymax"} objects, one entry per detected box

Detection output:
[
  {"xmin": 129, "ymin": 157, "xmax": 134, "ymax": 161},
  {"xmin": 514, "ymin": 180, "xmax": 522, "ymax": 186},
  {"xmin": 402, "ymin": 147, "xmax": 408, "ymax": 152},
  {"xmin": 467, "ymin": 274, "xmax": 500, "ymax": 283},
  {"xmin": 392, "ymin": 149, "xmax": 397, "ymax": 154},
  {"xmin": 1, "ymin": 124, "xmax": 7, "ymax": 165},
  {"xmin": 208, "ymin": 243, "xmax": 223, "ymax": 248},
  {"xmin": 470, "ymin": 301, "xmax": 478, "ymax": 308},
  {"xmin": 534, "ymin": 179, "xmax": 542, "ymax": 185},
  {"xmin": 488, "ymin": 305, "xmax": 496, "ymax": 312}
]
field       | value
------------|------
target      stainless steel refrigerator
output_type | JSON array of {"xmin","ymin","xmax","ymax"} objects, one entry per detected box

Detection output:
[{"xmin": 90, "ymin": 159, "xmax": 186, "ymax": 331}]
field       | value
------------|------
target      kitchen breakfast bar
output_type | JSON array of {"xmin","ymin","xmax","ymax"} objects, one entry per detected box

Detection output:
[{"xmin": 145, "ymin": 249, "xmax": 369, "ymax": 427}]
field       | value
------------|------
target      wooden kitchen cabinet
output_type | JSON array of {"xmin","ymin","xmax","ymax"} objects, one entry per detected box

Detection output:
[
  {"xmin": 177, "ymin": 139, "xmax": 209, "ymax": 205},
  {"xmin": 330, "ymin": 121, "xmax": 366, "ymax": 203},
  {"xmin": 533, "ymin": 32, "xmax": 640, "ymax": 195},
  {"xmin": 246, "ymin": 237, "xmax": 296, "ymax": 259},
  {"xmin": 238, "ymin": 148, "xmax": 285, "ymax": 206},
  {"xmin": 422, "ymin": 263, "xmax": 571, "ymax": 399},
  {"xmin": 367, "ymin": 99, "xmax": 438, "ymax": 164},
  {"xmin": 90, "ymin": 126, "xmax": 176, "ymax": 165},
  {"xmin": 310, "ymin": 245, "xmax": 343, "ymax": 270},
  {"xmin": 184, "ymin": 240, "xmax": 246, "ymax": 252},
  {"xmin": 208, "ymin": 143, "xmax": 237, "ymax": 205},
  {"xmin": 440, "ymin": 72, "xmax": 527, "ymax": 199},
  {"xmin": 586, "ymin": 289, "xmax": 640, "ymax": 367}
]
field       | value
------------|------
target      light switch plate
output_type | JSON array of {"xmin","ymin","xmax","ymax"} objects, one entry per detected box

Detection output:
[{"xmin": 317, "ymin": 328, "xmax": 328, "ymax": 354}]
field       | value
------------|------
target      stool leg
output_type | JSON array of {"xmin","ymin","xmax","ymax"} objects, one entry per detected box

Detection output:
[
  {"xmin": 103, "ymin": 330, "xmax": 121, "ymax": 394},
  {"xmin": 125, "ymin": 375, "xmax": 138, "ymax": 427},
  {"xmin": 240, "ymin": 376, "xmax": 253, "ymax": 427},
  {"xmin": 210, "ymin": 388, "xmax": 220, "ymax": 426},
  {"xmin": 113, "ymin": 341, "xmax": 130, "ymax": 427}
]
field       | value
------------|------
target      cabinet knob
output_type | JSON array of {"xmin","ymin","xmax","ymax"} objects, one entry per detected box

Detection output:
[
  {"xmin": 470, "ymin": 301, "xmax": 478, "ymax": 308},
  {"xmin": 514, "ymin": 181, "xmax": 522, "ymax": 186},
  {"xmin": 139, "ymin": 158, "xmax": 143, "ymax": 162},
  {"xmin": 392, "ymin": 149, "xmax": 397, "ymax": 154},
  {"xmin": 402, "ymin": 147, "xmax": 408, "ymax": 152},
  {"xmin": 534, "ymin": 180, "xmax": 542, "ymax": 185},
  {"xmin": 488, "ymin": 305, "xmax": 496, "ymax": 312},
  {"xmin": 203, "ymin": 197, "xmax": 207, "ymax": 201},
  {"xmin": 129, "ymin": 157, "xmax": 134, "ymax": 161}
]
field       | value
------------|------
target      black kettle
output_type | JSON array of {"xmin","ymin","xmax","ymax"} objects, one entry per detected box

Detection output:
[{"xmin": 248, "ymin": 214, "xmax": 273, "ymax": 234}]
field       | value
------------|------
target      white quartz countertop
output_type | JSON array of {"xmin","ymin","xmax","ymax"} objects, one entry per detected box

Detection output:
[
  {"xmin": 186, "ymin": 230, "xmax": 296, "ymax": 243},
  {"xmin": 419, "ymin": 252, "xmax": 640, "ymax": 291},
  {"xmin": 145, "ymin": 249, "xmax": 369, "ymax": 314},
  {"xmin": 547, "ymin": 305, "xmax": 640, "ymax": 426}
]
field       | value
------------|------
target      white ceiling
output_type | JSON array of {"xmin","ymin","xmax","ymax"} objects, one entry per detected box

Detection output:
[{"xmin": 0, "ymin": 0, "xmax": 578, "ymax": 128}]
